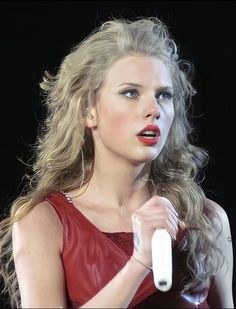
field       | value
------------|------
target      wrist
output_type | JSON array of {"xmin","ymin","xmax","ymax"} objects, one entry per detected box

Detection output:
[
  {"xmin": 131, "ymin": 256, "xmax": 152, "ymax": 271},
  {"xmin": 127, "ymin": 256, "xmax": 152, "ymax": 278}
]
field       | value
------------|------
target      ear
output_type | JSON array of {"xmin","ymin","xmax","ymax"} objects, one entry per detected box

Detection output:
[{"xmin": 86, "ymin": 106, "xmax": 98, "ymax": 128}]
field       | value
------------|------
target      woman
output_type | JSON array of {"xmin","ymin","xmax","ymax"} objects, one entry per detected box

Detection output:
[{"xmin": 0, "ymin": 17, "xmax": 234, "ymax": 308}]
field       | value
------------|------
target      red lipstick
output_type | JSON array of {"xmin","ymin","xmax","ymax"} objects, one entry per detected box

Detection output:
[{"xmin": 137, "ymin": 124, "xmax": 160, "ymax": 146}]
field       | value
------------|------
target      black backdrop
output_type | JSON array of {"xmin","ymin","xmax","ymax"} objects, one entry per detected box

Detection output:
[{"xmin": 0, "ymin": 1, "xmax": 235, "ymax": 307}]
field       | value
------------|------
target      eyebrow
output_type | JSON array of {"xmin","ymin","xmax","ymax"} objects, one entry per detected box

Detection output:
[{"xmin": 117, "ymin": 82, "xmax": 173, "ymax": 92}]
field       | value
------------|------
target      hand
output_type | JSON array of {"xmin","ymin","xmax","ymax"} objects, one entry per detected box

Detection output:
[{"xmin": 131, "ymin": 195, "xmax": 181, "ymax": 268}]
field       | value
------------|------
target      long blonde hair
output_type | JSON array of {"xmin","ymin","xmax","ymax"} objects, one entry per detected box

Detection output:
[{"xmin": 0, "ymin": 17, "xmax": 222, "ymax": 307}]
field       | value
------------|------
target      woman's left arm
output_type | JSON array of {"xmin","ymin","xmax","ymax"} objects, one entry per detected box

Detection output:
[{"xmin": 206, "ymin": 199, "xmax": 234, "ymax": 308}]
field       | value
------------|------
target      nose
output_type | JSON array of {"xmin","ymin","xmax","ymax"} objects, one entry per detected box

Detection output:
[{"xmin": 143, "ymin": 96, "xmax": 160, "ymax": 120}]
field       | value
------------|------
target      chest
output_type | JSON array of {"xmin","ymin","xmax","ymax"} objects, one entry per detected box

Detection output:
[{"xmin": 73, "ymin": 203, "xmax": 133, "ymax": 232}]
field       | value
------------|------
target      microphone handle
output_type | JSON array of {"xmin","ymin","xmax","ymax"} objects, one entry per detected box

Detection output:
[{"xmin": 151, "ymin": 229, "xmax": 172, "ymax": 292}]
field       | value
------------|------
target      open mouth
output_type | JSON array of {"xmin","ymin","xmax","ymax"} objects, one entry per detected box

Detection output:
[
  {"xmin": 137, "ymin": 133, "xmax": 160, "ymax": 145},
  {"xmin": 137, "ymin": 124, "xmax": 161, "ymax": 145},
  {"xmin": 138, "ymin": 131, "xmax": 158, "ymax": 138}
]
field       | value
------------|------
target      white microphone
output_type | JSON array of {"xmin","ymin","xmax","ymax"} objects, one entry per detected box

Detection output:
[{"xmin": 151, "ymin": 229, "xmax": 172, "ymax": 292}]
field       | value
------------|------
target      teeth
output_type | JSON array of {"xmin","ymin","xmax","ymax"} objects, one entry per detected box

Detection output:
[
  {"xmin": 141, "ymin": 131, "xmax": 156, "ymax": 137},
  {"xmin": 143, "ymin": 131, "xmax": 155, "ymax": 134}
]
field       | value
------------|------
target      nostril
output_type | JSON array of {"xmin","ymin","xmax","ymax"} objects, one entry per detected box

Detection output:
[{"xmin": 145, "ymin": 112, "xmax": 160, "ymax": 119}]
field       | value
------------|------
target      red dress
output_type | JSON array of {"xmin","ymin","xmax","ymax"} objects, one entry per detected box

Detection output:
[{"xmin": 45, "ymin": 192, "xmax": 209, "ymax": 308}]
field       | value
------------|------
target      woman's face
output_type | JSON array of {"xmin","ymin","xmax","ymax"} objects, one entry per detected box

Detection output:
[{"xmin": 87, "ymin": 54, "xmax": 174, "ymax": 165}]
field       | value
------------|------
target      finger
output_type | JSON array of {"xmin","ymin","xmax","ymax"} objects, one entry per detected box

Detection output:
[
  {"xmin": 159, "ymin": 196, "xmax": 178, "ymax": 217},
  {"xmin": 178, "ymin": 220, "xmax": 186, "ymax": 230},
  {"xmin": 133, "ymin": 208, "xmax": 179, "ymax": 233},
  {"xmin": 133, "ymin": 215, "xmax": 178, "ymax": 240},
  {"xmin": 139, "ymin": 196, "xmax": 179, "ymax": 222},
  {"xmin": 138, "ymin": 198, "xmax": 179, "ymax": 220}
]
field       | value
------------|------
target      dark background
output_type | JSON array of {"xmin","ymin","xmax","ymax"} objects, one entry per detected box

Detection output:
[{"xmin": 0, "ymin": 1, "xmax": 235, "ymax": 307}]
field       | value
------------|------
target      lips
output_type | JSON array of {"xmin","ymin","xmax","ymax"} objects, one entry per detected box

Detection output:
[{"xmin": 137, "ymin": 124, "xmax": 161, "ymax": 146}]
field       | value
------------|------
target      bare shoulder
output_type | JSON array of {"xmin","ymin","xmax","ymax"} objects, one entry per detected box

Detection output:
[
  {"xmin": 12, "ymin": 201, "xmax": 66, "ymax": 307},
  {"xmin": 203, "ymin": 197, "xmax": 233, "ymax": 252},
  {"xmin": 13, "ymin": 200, "xmax": 62, "ymax": 233},
  {"xmin": 203, "ymin": 198, "xmax": 230, "ymax": 227},
  {"xmin": 13, "ymin": 200, "xmax": 63, "ymax": 255},
  {"xmin": 204, "ymin": 201, "xmax": 234, "ymax": 307}
]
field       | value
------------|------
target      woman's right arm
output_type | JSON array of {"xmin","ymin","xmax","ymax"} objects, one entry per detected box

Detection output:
[
  {"xmin": 12, "ymin": 201, "xmax": 67, "ymax": 308},
  {"xmin": 13, "ymin": 196, "xmax": 178, "ymax": 308}
]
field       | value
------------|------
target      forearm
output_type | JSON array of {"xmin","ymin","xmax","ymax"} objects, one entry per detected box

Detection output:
[{"xmin": 80, "ymin": 258, "xmax": 150, "ymax": 308}]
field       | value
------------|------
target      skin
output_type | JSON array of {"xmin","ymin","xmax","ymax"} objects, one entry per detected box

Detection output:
[
  {"xmin": 89, "ymin": 54, "xmax": 174, "ymax": 167},
  {"xmin": 12, "ymin": 54, "xmax": 234, "ymax": 308},
  {"xmin": 77, "ymin": 54, "xmax": 175, "ymax": 232},
  {"xmin": 205, "ymin": 199, "xmax": 234, "ymax": 307}
]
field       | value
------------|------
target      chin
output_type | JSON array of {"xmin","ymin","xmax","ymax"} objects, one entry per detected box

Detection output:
[{"xmin": 131, "ymin": 150, "xmax": 159, "ymax": 165}]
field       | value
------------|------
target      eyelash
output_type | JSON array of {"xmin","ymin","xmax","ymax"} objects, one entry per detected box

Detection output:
[{"xmin": 120, "ymin": 89, "xmax": 174, "ymax": 102}]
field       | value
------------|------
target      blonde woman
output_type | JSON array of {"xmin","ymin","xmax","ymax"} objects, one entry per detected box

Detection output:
[{"xmin": 0, "ymin": 17, "xmax": 234, "ymax": 308}]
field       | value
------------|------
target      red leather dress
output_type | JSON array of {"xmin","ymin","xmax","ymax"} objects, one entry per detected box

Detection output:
[{"xmin": 45, "ymin": 192, "xmax": 210, "ymax": 308}]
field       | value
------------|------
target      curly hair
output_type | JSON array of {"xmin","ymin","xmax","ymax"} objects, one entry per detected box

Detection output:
[{"xmin": 0, "ymin": 17, "xmax": 223, "ymax": 307}]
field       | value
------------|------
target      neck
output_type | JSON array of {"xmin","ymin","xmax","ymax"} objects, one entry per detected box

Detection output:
[{"xmin": 77, "ymin": 154, "xmax": 152, "ymax": 212}]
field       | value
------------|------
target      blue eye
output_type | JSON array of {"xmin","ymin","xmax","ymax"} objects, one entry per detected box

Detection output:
[
  {"xmin": 156, "ymin": 91, "xmax": 173, "ymax": 103},
  {"xmin": 121, "ymin": 89, "xmax": 139, "ymax": 98}
]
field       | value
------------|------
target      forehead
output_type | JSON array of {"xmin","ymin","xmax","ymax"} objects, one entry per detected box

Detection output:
[{"xmin": 103, "ymin": 54, "xmax": 173, "ymax": 87}]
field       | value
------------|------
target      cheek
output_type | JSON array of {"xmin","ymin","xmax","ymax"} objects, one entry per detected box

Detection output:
[
  {"xmin": 110, "ymin": 111, "xmax": 128, "ymax": 122},
  {"xmin": 109, "ymin": 113, "xmax": 132, "ymax": 138},
  {"xmin": 162, "ymin": 104, "xmax": 175, "ymax": 129},
  {"xmin": 98, "ymin": 100, "xmax": 132, "ymax": 127},
  {"xmin": 96, "ymin": 103, "xmax": 133, "ymax": 139},
  {"xmin": 168, "ymin": 108, "xmax": 175, "ymax": 128}
]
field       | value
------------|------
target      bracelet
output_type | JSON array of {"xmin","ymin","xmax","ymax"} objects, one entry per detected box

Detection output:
[{"xmin": 131, "ymin": 256, "xmax": 152, "ymax": 271}]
